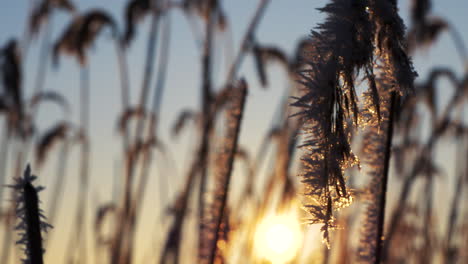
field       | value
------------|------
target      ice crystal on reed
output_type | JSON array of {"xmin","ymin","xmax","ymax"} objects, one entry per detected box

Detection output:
[
  {"xmin": 8, "ymin": 164, "xmax": 52, "ymax": 264},
  {"xmin": 293, "ymin": 0, "xmax": 416, "ymax": 248}
]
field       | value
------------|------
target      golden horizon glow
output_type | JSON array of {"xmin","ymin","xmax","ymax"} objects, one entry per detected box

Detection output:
[{"xmin": 253, "ymin": 208, "xmax": 303, "ymax": 264}]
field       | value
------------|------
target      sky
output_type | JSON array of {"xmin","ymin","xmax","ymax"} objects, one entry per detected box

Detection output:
[{"xmin": 0, "ymin": 0, "xmax": 467, "ymax": 263}]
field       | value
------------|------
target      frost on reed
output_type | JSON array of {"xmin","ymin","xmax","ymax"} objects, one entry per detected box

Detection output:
[
  {"xmin": 8, "ymin": 164, "xmax": 52, "ymax": 264},
  {"xmin": 357, "ymin": 64, "xmax": 395, "ymax": 263},
  {"xmin": 357, "ymin": 0, "xmax": 416, "ymax": 262},
  {"xmin": 199, "ymin": 80, "xmax": 248, "ymax": 264},
  {"xmin": 292, "ymin": 0, "xmax": 375, "ymax": 247},
  {"xmin": 293, "ymin": 0, "xmax": 416, "ymax": 249}
]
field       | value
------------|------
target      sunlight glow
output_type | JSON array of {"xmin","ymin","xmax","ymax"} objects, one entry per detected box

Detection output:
[{"xmin": 254, "ymin": 210, "xmax": 303, "ymax": 263}]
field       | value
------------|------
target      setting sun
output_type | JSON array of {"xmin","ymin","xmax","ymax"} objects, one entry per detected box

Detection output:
[{"xmin": 254, "ymin": 210, "xmax": 303, "ymax": 263}]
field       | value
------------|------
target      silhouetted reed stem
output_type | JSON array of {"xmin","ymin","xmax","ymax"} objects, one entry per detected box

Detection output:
[
  {"xmin": 448, "ymin": 24, "xmax": 468, "ymax": 71},
  {"xmin": 134, "ymin": 9, "xmax": 172, "ymax": 215},
  {"xmin": 132, "ymin": 7, "xmax": 161, "ymax": 146},
  {"xmin": 113, "ymin": 6, "xmax": 162, "ymax": 264},
  {"xmin": 225, "ymin": 0, "xmax": 270, "ymax": 84},
  {"xmin": 374, "ymin": 91, "xmax": 397, "ymax": 264},
  {"xmin": 22, "ymin": 17, "xmax": 56, "ymax": 166},
  {"xmin": 32, "ymin": 19, "xmax": 52, "ymax": 108},
  {"xmin": 1, "ymin": 143, "xmax": 27, "ymax": 264},
  {"xmin": 125, "ymin": 10, "xmax": 173, "ymax": 264},
  {"xmin": 47, "ymin": 141, "xmax": 69, "ymax": 226},
  {"xmin": 65, "ymin": 66, "xmax": 90, "ymax": 264},
  {"xmin": 0, "ymin": 128, "xmax": 10, "ymax": 203},
  {"xmin": 207, "ymin": 81, "xmax": 247, "ymax": 264},
  {"xmin": 19, "ymin": 0, "xmax": 36, "ymax": 57},
  {"xmin": 444, "ymin": 127, "xmax": 467, "ymax": 262},
  {"xmin": 11, "ymin": 165, "xmax": 52, "ymax": 264},
  {"xmin": 0, "ymin": 199, "xmax": 14, "ymax": 264},
  {"xmin": 115, "ymin": 40, "xmax": 131, "ymax": 152},
  {"xmin": 382, "ymin": 89, "xmax": 461, "ymax": 261},
  {"xmin": 79, "ymin": 65, "xmax": 90, "ymax": 262},
  {"xmin": 160, "ymin": 157, "xmax": 200, "ymax": 264},
  {"xmin": 198, "ymin": 0, "xmax": 216, "ymax": 257},
  {"xmin": 23, "ymin": 182, "xmax": 44, "ymax": 264}
]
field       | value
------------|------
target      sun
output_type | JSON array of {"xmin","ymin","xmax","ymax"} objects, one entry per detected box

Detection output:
[{"xmin": 253, "ymin": 209, "xmax": 303, "ymax": 263}]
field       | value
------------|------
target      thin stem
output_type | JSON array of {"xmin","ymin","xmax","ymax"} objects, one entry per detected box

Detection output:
[
  {"xmin": 113, "ymin": 5, "xmax": 162, "ymax": 264},
  {"xmin": 124, "ymin": 10, "xmax": 173, "ymax": 264},
  {"xmin": 207, "ymin": 83, "xmax": 247, "ymax": 264},
  {"xmin": 65, "ymin": 66, "xmax": 90, "ymax": 264},
  {"xmin": 382, "ymin": 89, "xmax": 460, "ymax": 260},
  {"xmin": 46, "ymin": 140, "xmax": 70, "ymax": 228},
  {"xmin": 0, "ymin": 141, "xmax": 26, "ymax": 264},
  {"xmin": 31, "ymin": 18, "xmax": 53, "ymax": 113},
  {"xmin": 115, "ymin": 40, "xmax": 131, "ymax": 153},
  {"xmin": 444, "ymin": 120, "xmax": 466, "ymax": 262},
  {"xmin": 0, "ymin": 127, "xmax": 10, "ymax": 204},
  {"xmin": 23, "ymin": 16, "xmax": 54, "ymax": 164},
  {"xmin": 132, "ymin": 8, "xmax": 161, "ymax": 146},
  {"xmin": 225, "ymin": 0, "xmax": 271, "ymax": 84},
  {"xmin": 448, "ymin": 24, "xmax": 468, "ymax": 71},
  {"xmin": 134, "ymin": 8, "xmax": 172, "ymax": 216},
  {"xmin": 159, "ymin": 157, "xmax": 200, "ymax": 264},
  {"xmin": 374, "ymin": 91, "xmax": 397, "ymax": 264},
  {"xmin": 197, "ymin": 0, "xmax": 216, "ymax": 257}
]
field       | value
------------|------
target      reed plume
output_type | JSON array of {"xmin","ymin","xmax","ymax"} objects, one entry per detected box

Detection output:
[
  {"xmin": 357, "ymin": 1, "xmax": 416, "ymax": 262},
  {"xmin": 199, "ymin": 80, "xmax": 247, "ymax": 264},
  {"xmin": 357, "ymin": 67, "xmax": 397, "ymax": 263},
  {"xmin": 8, "ymin": 164, "xmax": 52, "ymax": 264},
  {"xmin": 293, "ymin": 0, "xmax": 376, "ymax": 246},
  {"xmin": 29, "ymin": 0, "xmax": 75, "ymax": 39}
]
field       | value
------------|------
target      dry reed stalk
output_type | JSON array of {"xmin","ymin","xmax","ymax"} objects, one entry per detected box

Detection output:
[
  {"xmin": 0, "ymin": 39, "xmax": 26, "ymax": 139},
  {"xmin": 132, "ymin": 4, "xmax": 172, "ymax": 222},
  {"xmin": 373, "ymin": 91, "xmax": 396, "ymax": 264},
  {"xmin": 258, "ymin": 100, "xmax": 300, "ymax": 215},
  {"xmin": 197, "ymin": 0, "xmax": 217, "ymax": 257},
  {"xmin": 3, "ymin": 10, "xmax": 67, "ymax": 234},
  {"xmin": 444, "ymin": 122, "xmax": 467, "ymax": 263},
  {"xmin": 447, "ymin": 25, "xmax": 468, "ymax": 71},
  {"xmin": 358, "ymin": 79, "xmax": 398, "ymax": 264},
  {"xmin": 160, "ymin": 3, "xmax": 273, "ymax": 259},
  {"xmin": 382, "ymin": 78, "xmax": 464, "ymax": 260},
  {"xmin": 65, "ymin": 66, "xmax": 91, "ymax": 264},
  {"xmin": 0, "ymin": 128, "xmax": 11, "ymax": 204},
  {"xmin": 8, "ymin": 164, "xmax": 52, "ymax": 264},
  {"xmin": 111, "ymin": 4, "xmax": 163, "ymax": 263},
  {"xmin": 17, "ymin": 17, "xmax": 56, "ymax": 166},
  {"xmin": 355, "ymin": 0, "xmax": 417, "ymax": 261},
  {"xmin": 200, "ymin": 80, "xmax": 247, "ymax": 264},
  {"xmin": 294, "ymin": 0, "xmax": 375, "ymax": 246},
  {"xmin": 1, "ymin": 113, "xmax": 30, "ymax": 264},
  {"xmin": 107, "ymin": 37, "xmax": 134, "ymax": 264},
  {"xmin": 160, "ymin": 157, "xmax": 200, "ymax": 264},
  {"xmin": 48, "ymin": 10, "xmax": 118, "ymax": 262},
  {"xmin": 115, "ymin": 40, "xmax": 131, "ymax": 153},
  {"xmin": 225, "ymin": 0, "xmax": 271, "ymax": 84},
  {"xmin": 419, "ymin": 149, "xmax": 437, "ymax": 264},
  {"xmin": 30, "ymin": 17, "xmax": 53, "ymax": 114},
  {"xmin": 236, "ymin": 59, "xmax": 301, "ymax": 212},
  {"xmin": 32, "ymin": 122, "xmax": 71, "ymax": 245},
  {"xmin": 46, "ymin": 139, "xmax": 70, "ymax": 227},
  {"xmin": 129, "ymin": 5, "xmax": 160, "ymax": 146}
]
